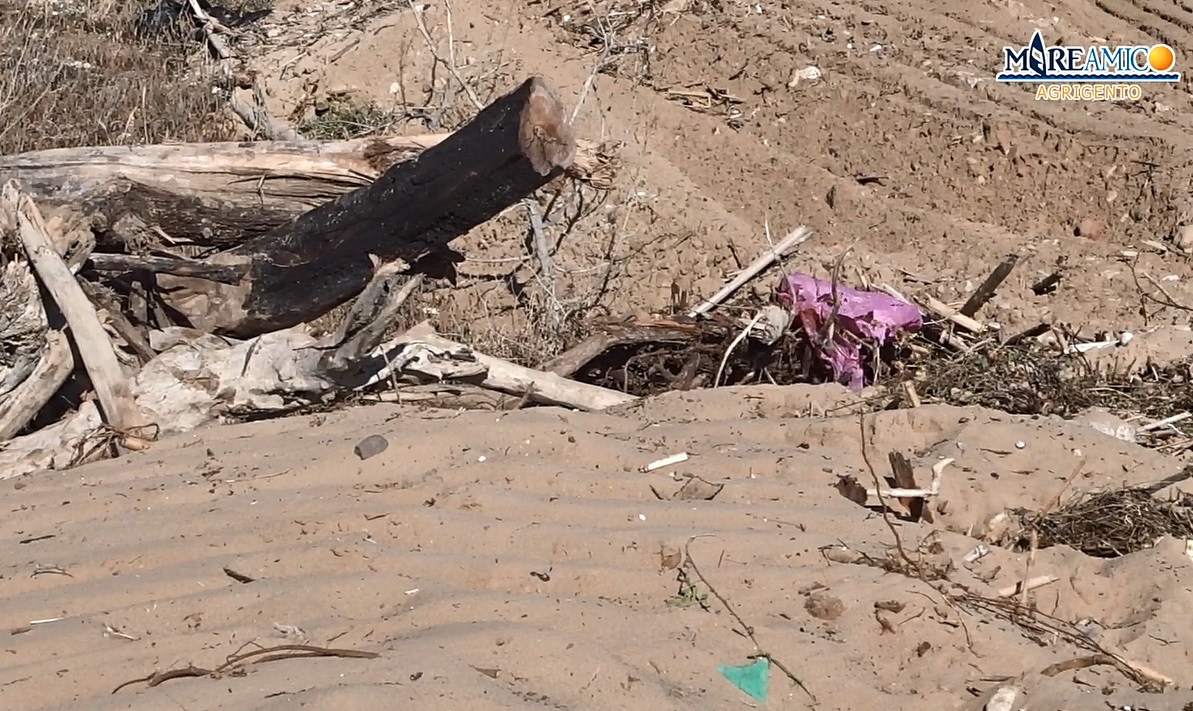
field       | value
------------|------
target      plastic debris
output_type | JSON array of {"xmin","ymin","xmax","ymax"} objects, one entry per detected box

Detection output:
[
  {"xmin": 984, "ymin": 686, "xmax": 1018, "ymax": 711},
  {"xmin": 718, "ymin": 657, "xmax": 769, "ymax": 702},
  {"xmin": 777, "ymin": 273, "xmax": 923, "ymax": 389},
  {"xmin": 788, "ymin": 66, "xmax": 823, "ymax": 87}
]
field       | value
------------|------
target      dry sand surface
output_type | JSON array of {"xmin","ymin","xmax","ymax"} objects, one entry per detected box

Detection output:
[
  {"xmin": 3, "ymin": 390, "xmax": 1193, "ymax": 710},
  {"xmin": 7, "ymin": 0, "xmax": 1193, "ymax": 709}
]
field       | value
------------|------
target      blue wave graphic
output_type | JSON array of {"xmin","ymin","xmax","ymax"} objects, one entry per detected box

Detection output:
[{"xmin": 997, "ymin": 73, "xmax": 1181, "ymax": 82}]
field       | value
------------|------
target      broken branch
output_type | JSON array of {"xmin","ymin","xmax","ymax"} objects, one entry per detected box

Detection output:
[
  {"xmin": 960, "ymin": 254, "xmax": 1019, "ymax": 318},
  {"xmin": 85, "ymin": 252, "xmax": 246, "ymax": 284},
  {"xmin": 0, "ymin": 329, "xmax": 74, "ymax": 440},
  {"xmin": 156, "ymin": 76, "xmax": 578, "ymax": 338},
  {"xmin": 688, "ymin": 225, "xmax": 813, "ymax": 318},
  {"xmin": 4, "ymin": 182, "xmax": 150, "ymax": 437},
  {"xmin": 380, "ymin": 322, "xmax": 637, "ymax": 411},
  {"xmin": 865, "ymin": 457, "xmax": 952, "ymax": 500}
]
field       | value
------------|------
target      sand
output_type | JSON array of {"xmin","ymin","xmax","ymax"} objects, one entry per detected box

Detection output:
[
  {"xmin": 7, "ymin": 0, "xmax": 1193, "ymax": 708},
  {"xmin": 3, "ymin": 388, "xmax": 1192, "ymax": 710}
]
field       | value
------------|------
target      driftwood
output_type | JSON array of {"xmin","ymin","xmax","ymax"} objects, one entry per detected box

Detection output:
[
  {"xmin": 0, "ymin": 258, "xmax": 46, "ymax": 404},
  {"xmin": 0, "ymin": 261, "xmax": 635, "ymax": 476},
  {"xmin": 541, "ymin": 320, "xmax": 705, "ymax": 377},
  {"xmin": 0, "ymin": 75, "xmax": 641, "ymax": 477},
  {"xmin": 0, "ymin": 401, "xmax": 104, "ymax": 479},
  {"xmin": 0, "ymin": 126, "xmax": 613, "ymax": 250},
  {"xmin": 86, "ymin": 252, "xmax": 246, "ymax": 284},
  {"xmin": 688, "ymin": 225, "xmax": 813, "ymax": 318},
  {"xmin": 0, "ymin": 188, "xmax": 103, "ymax": 442},
  {"xmin": 5, "ymin": 182, "xmax": 149, "ymax": 436},
  {"xmin": 0, "ymin": 329, "xmax": 74, "ymax": 441},
  {"xmin": 0, "ymin": 319, "xmax": 635, "ymax": 478},
  {"xmin": 386, "ymin": 323, "xmax": 637, "ymax": 411}
]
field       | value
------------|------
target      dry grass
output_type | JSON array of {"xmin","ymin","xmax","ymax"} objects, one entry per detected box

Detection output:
[
  {"xmin": 0, "ymin": 0, "xmax": 247, "ymax": 155},
  {"xmin": 549, "ymin": 0, "xmax": 672, "ymax": 83},
  {"xmin": 298, "ymin": 97, "xmax": 400, "ymax": 140}
]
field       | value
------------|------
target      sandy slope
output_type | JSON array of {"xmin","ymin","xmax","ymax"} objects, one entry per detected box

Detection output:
[{"xmin": 2, "ymin": 389, "xmax": 1192, "ymax": 710}]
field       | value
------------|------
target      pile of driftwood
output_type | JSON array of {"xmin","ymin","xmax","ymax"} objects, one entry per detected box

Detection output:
[{"xmin": 0, "ymin": 77, "xmax": 643, "ymax": 478}]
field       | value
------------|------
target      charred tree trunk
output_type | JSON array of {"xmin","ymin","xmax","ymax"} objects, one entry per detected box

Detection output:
[{"xmin": 158, "ymin": 76, "xmax": 576, "ymax": 337}]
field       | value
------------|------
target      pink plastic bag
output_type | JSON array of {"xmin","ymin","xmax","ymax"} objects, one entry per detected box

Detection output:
[{"xmin": 777, "ymin": 274, "xmax": 922, "ymax": 390}]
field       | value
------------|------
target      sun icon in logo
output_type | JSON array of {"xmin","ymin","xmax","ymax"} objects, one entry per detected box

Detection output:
[{"xmin": 1148, "ymin": 44, "xmax": 1176, "ymax": 72}]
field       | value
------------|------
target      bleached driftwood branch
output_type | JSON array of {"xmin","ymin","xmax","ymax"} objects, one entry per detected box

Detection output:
[
  {"xmin": 0, "ymin": 130, "xmax": 614, "ymax": 249},
  {"xmin": 0, "ymin": 262, "xmax": 634, "ymax": 476},
  {"xmin": 0, "ymin": 329, "xmax": 74, "ymax": 441},
  {"xmin": 373, "ymin": 322, "xmax": 638, "ymax": 411},
  {"xmin": 866, "ymin": 457, "xmax": 953, "ymax": 500},
  {"xmin": 688, "ymin": 225, "xmax": 813, "ymax": 318},
  {"xmin": 0, "ymin": 259, "xmax": 47, "ymax": 404},
  {"xmin": 0, "ymin": 401, "xmax": 103, "ymax": 479},
  {"xmin": 4, "ymin": 182, "xmax": 149, "ymax": 438}
]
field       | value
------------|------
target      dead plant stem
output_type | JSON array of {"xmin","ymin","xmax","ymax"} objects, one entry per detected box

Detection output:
[
  {"xmin": 684, "ymin": 535, "xmax": 816, "ymax": 705},
  {"xmin": 407, "ymin": 0, "xmax": 484, "ymax": 110}
]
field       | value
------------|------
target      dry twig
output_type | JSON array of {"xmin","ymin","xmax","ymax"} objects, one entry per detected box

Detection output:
[
  {"xmin": 688, "ymin": 225, "xmax": 813, "ymax": 318},
  {"xmin": 684, "ymin": 535, "xmax": 816, "ymax": 704},
  {"xmin": 112, "ymin": 643, "xmax": 380, "ymax": 694}
]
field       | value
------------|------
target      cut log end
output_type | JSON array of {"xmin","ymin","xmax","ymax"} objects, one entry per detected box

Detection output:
[{"xmin": 519, "ymin": 77, "xmax": 577, "ymax": 177}]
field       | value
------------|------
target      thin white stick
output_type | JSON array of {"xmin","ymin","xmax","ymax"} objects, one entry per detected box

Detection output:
[
  {"xmin": 1138, "ymin": 411, "xmax": 1192, "ymax": 432},
  {"xmin": 688, "ymin": 225, "xmax": 814, "ymax": 318},
  {"xmin": 185, "ymin": 0, "xmax": 232, "ymax": 59},
  {"xmin": 714, "ymin": 312, "xmax": 763, "ymax": 387},
  {"xmin": 998, "ymin": 575, "xmax": 1058, "ymax": 598},
  {"xmin": 877, "ymin": 283, "xmax": 985, "ymax": 334},
  {"xmin": 867, "ymin": 487, "xmax": 941, "ymax": 498},
  {"xmin": 875, "ymin": 283, "xmax": 966, "ymax": 351},
  {"xmin": 640, "ymin": 452, "xmax": 689, "ymax": 473},
  {"xmin": 923, "ymin": 295, "xmax": 986, "ymax": 333}
]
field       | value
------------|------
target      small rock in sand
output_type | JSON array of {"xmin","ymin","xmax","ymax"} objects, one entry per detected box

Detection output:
[
  {"xmin": 354, "ymin": 434, "xmax": 389, "ymax": 460},
  {"xmin": 1075, "ymin": 218, "xmax": 1104, "ymax": 240}
]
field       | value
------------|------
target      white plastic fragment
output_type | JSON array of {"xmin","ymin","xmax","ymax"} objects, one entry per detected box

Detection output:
[
  {"xmin": 788, "ymin": 66, "xmax": 822, "ymax": 87},
  {"xmin": 984, "ymin": 686, "xmax": 1018, "ymax": 711},
  {"xmin": 963, "ymin": 544, "xmax": 991, "ymax": 564}
]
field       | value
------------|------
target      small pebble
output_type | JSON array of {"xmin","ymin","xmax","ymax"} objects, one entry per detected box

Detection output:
[
  {"xmin": 1075, "ymin": 218, "xmax": 1104, "ymax": 240},
  {"xmin": 354, "ymin": 434, "xmax": 389, "ymax": 460}
]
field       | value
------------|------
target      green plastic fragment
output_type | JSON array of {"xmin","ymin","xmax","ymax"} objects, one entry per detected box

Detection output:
[{"xmin": 717, "ymin": 657, "xmax": 769, "ymax": 702}]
